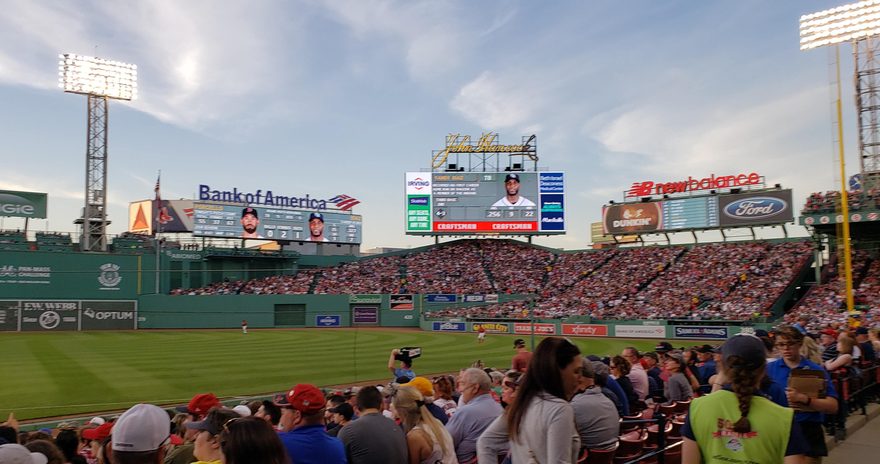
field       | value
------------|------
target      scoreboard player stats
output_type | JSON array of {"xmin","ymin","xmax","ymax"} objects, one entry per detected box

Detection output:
[{"xmin": 405, "ymin": 171, "xmax": 565, "ymax": 235}]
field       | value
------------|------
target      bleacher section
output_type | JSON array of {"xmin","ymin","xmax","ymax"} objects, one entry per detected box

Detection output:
[
  {"xmin": 0, "ymin": 230, "xmax": 30, "ymax": 251},
  {"xmin": 172, "ymin": 238, "xmax": 819, "ymax": 322}
]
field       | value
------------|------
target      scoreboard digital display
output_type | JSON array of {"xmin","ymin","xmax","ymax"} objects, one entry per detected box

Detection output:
[
  {"xmin": 405, "ymin": 171, "xmax": 565, "ymax": 235},
  {"xmin": 603, "ymin": 189, "xmax": 793, "ymax": 235},
  {"xmin": 193, "ymin": 202, "xmax": 362, "ymax": 244},
  {"xmin": 662, "ymin": 197, "xmax": 719, "ymax": 230}
]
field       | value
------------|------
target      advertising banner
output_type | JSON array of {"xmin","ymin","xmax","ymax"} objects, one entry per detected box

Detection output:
[
  {"xmin": 470, "ymin": 322, "xmax": 511, "ymax": 333},
  {"xmin": 673, "ymin": 326, "xmax": 729, "ymax": 339},
  {"xmin": 193, "ymin": 202, "xmax": 362, "ymax": 244},
  {"xmin": 0, "ymin": 300, "xmax": 18, "ymax": 331},
  {"xmin": 615, "ymin": 325, "xmax": 666, "ymax": 338},
  {"xmin": 80, "ymin": 301, "xmax": 137, "ymax": 330},
  {"xmin": 0, "ymin": 254, "xmax": 138, "ymax": 299},
  {"xmin": 0, "ymin": 190, "xmax": 48, "ymax": 219},
  {"xmin": 602, "ymin": 203, "xmax": 663, "ymax": 234},
  {"xmin": 426, "ymin": 294, "xmax": 457, "ymax": 303},
  {"xmin": 349, "ymin": 294, "xmax": 382, "ymax": 304},
  {"xmin": 717, "ymin": 190, "xmax": 793, "ymax": 226},
  {"xmin": 513, "ymin": 323, "xmax": 557, "ymax": 335},
  {"xmin": 315, "ymin": 315, "xmax": 341, "ymax": 327},
  {"xmin": 561, "ymin": 324, "xmax": 609, "ymax": 337},
  {"xmin": 485, "ymin": 294, "xmax": 499, "ymax": 303},
  {"xmin": 432, "ymin": 321, "xmax": 467, "ymax": 332},
  {"xmin": 128, "ymin": 200, "xmax": 153, "ymax": 235},
  {"xmin": 352, "ymin": 306, "xmax": 378, "ymax": 324},
  {"xmin": 155, "ymin": 200, "xmax": 195, "ymax": 233},
  {"xmin": 20, "ymin": 300, "xmax": 79, "ymax": 331},
  {"xmin": 390, "ymin": 294, "xmax": 414, "ymax": 310},
  {"xmin": 463, "ymin": 294, "xmax": 486, "ymax": 303},
  {"xmin": 405, "ymin": 171, "xmax": 565, "ymax": 235}
]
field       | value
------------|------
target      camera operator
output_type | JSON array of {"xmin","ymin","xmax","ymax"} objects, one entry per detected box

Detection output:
[{"xmin": 388, "ymin": 348, "xmax": 416, "ymax": 382}]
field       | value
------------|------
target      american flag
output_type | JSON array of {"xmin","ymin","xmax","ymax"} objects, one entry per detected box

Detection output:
[
  {"xmin": 329, "ymin": 194, "xmax": 361, "ymax": 211},
  {"xmin": 154, "ymin": 173, "xmax": 161, "ymax": 201}
]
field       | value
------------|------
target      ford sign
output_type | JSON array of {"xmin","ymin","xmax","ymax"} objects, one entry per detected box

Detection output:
[{"xmin": 723, "ymin": 197, "xmax": 786, "ymax": 220}]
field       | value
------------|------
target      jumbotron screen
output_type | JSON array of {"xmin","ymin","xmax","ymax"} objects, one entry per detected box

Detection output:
[
  {"xmin": 405, "ymin": 171, "xmax": 565, "ymax": 234},
  {"xmin": 193, "ymin": 202, "xmax": 362, "ymax": 244}
]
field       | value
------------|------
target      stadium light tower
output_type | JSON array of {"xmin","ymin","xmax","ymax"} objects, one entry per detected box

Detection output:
[
  {"xmin": 797, "ymin": 0, "xmax": 880, "ymax": 314},
  {"xmin": 59, "ymin": 54, "xmax": 138, "ymax": 252}
]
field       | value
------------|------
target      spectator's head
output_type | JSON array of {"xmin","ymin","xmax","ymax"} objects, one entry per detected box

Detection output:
[
  {"xmin": 488, "ymin": 370, "xmax": 504, "ymax": 387},
  {"xmin": 53, "ymin": 430, "xmax": 79, "ymax": 463},
  {"xmin": 501, "ymin": 371, "xmax": 523, "ymax": 406},
  {"xmin": 112, "ymin": 404, "xmax": 172, "ymax": 464},
  {"xmin": 664, "ymin": 352, "xmax": 686, "ymax": 374},
  {"xmin": 431, "ymin": 376, "xmax": 454, "ymax": 400},
  {"xmin": 218, "ymin": 417, "xmax": 287, "ymax": 464},
  {"xmin": 186, "ymin": 408, "xmax": 240, "ymax": 464},
  {"xmin": 0, "ymin": 443, "xmax": 49, "ymax": 464},
  {"xmin": 23, "ymin": 439, "xmax": 62, "ymax": 464},
  {"xmin": 507, "ymin": 337, "xmax": 582, "ymax": 442},
  {"xmin": 837, "ymin": 335, "xmax": 856, "ymax": 355},
  {"xmin": 401, "ymin": 377, "xmax": 435, "ymax": 400},
  {"xmin": 287, "ymin": 383, "xmax": 327, "ymax": 428},
  {"xmin": 254, "ymin": 400, "xmax": 281, "ymax": 427},
  {"xmin": 327, "ymin": 403, "xmax": 354, "ymax": 424},
  {"xmin": 175, "ymin": 393, "xmax": 221, "ymax": 421},
  {"xmin": 774, "ymin": 325, "xmax": 805, "ymax": 362},
  {"xmin": 590, "ymin": 361, "xmax": 611, "ymax": 387},
  {"xmin": 390, "ymin": 386, "xmax": 453, "ymax": 457},
  {"xmin": 720, "ymin": 334, "xmax": 767, "ymax": 434},
  {"xmin": 578, "ymin": 357, "xmax": 596, "ymax": 391},
  {"xmin": 610, "ymin": 355, "xmax": 631, "ymax": 377},
  {"xmin": 696, "ymin": 344, "xmax": 714, "ymax": 361},
  {"xmin": 355, "ymin": 386, "xmax": 384, "ymax": 413},
  {"xmin": 855, "ymin": 326, "xmax": 869, "ymax": 341},
  {"xmin": 513, "ymin": 339, "xmax": 527, "ymax": 351},
  {"xmin": 457, "ymin": 368, "xmax": 492, "ymax": 404},
  {"xmin": 642, "ymin": 352, "xmax": 659, "ymax": 367},
  {"xmin": 0, "ymin": 426, "xmax": 16, "ymax": 445},
  {"xmin": 621, "ymin": 347, "xmax": 640, "ymax": 366},
  {"xmin": 820, "ymin": 328, "xmax": 838, "ymax": 346}
]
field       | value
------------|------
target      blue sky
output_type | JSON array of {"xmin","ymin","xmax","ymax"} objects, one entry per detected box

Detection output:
[{"xmin": 0, "ymin": 0, "xmax": 856, "ymax": 250}]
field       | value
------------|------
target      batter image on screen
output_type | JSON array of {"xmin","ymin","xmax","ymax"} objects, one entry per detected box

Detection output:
[
  {"xmin": 306, "ymin": 212, "xmax": 330, "ymax": 242},
  {"xmin": 240, "ymin": 207, "xmax": 264, "ymax": 239},
  {"xmin": 492, "ymin": 173, "xmax": 536, "ymax": 207}
]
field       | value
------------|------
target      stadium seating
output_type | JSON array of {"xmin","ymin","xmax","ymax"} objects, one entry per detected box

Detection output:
[{"xmin": 171, "ymin": 238, "xmax": 818, "ymax": 322}]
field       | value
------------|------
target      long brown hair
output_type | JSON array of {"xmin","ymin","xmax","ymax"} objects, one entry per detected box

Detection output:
[
  {"xmin": 724, "ymin": 355, "xmax": 764, "ymax": 434},
  {"xmin": 219, "ymin": 417, "xmax": 288, "ymax": 464},
  {"xmin": 506, "ymin": 337, "xmax": 580, "ymax": 442}
]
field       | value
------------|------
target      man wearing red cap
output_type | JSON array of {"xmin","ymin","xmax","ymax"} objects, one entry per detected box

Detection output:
[
  {"xmin": 165, "ymin": 393, "xmax": 222, "ymax": 464},
  {"xmin": 277, "ymin": 384, "xmax": 346, "ymax": 464}
]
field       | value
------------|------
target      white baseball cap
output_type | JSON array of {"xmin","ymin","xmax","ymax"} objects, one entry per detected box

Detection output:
[
  {"xmin": 0, "ymin": 444, "xmax": 48, "ymax": 464},
  {"xmin": 88, "ymin": 416, "xmax": 106, "ymax": 426},
  {"xmin": 112, "ymin": 404, "xmax": 171, "ymax": 452},
  {"xmin": 232, "ymin": 405, "xmax": 251, "ymax": 417}
]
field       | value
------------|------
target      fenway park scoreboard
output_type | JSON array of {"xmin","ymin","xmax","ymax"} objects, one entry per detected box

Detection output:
[{"xmin": 405, "ymin": 171, "xmax": 565, "ymax": 235}]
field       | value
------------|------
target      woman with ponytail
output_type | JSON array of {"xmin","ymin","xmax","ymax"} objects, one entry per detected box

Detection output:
[
  {"xmin": 682, "ymin": 334, "xmax": 808, "ymax": 464},
  {"xmin": 390, "ymin": 385, "xmax": 458, "ymax": 464}
]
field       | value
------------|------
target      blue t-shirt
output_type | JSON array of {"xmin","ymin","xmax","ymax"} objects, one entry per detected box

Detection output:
[
  {"xmin": 393, "ymin": 367, "xmax": 415, "ymax": 381},
  {"xmin": 279, "ymin": 424, "xmax": 347, "ymax": 464},
  {"xmin": 765, "ymin": 358, "xmax": 838, "ymax": 423},
  {"xmin": 606, "ymin": 377, "xmax": 631, "ymax": 416}
]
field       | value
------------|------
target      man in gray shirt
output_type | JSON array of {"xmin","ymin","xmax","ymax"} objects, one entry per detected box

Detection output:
[
  {"xmin": 572, "ymin": 360, "xmax": 620, "ymax": 450},
  {"xmin": 338, "ymin": 386, "xmax": 407, "ymax": 464},
  {"xmin": 445, "ymin": 368, "xmax": 503, "ymax": 463}
]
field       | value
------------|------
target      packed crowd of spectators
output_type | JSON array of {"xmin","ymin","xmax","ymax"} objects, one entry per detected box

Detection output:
[
  {"xmin": 801, "ymin": 189, "xmax": 880, "ymax": 214},
  {"xmin": 785, "ymin": 250, "xmax": 880, "ymax": 329},
  {"xmin": 172, "ymin": 239, "xmax": 824, "ymax": 321}
]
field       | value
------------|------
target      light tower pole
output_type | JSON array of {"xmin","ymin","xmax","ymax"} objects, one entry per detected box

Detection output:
[
  {"xmin": 798, "ymin": 0, "xmax": 880, "ymax": 314},
  {"xmin": 59, "ymin": 54, "xmax": 137, "ymax": 252}
]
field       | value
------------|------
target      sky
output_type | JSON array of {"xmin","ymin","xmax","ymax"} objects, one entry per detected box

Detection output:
[{"xmin": 0, "ymin": 0, "xmax": 861, "ymax": 251}]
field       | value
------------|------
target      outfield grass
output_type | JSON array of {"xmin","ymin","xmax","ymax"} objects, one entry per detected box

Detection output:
[{"xmin": 0, "ymin": 328, "xmax": 661, "ymax": 420}]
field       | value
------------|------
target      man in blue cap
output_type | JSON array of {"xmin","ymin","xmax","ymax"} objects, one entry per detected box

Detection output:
[{"xmin": 306, "ymin": 212, "xmax": 330, "ymax": 242}]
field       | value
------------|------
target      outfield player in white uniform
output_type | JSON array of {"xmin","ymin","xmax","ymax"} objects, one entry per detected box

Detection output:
[{"xmin": 492, "ymin": 173, "xmax": 535, "ymax": 207}]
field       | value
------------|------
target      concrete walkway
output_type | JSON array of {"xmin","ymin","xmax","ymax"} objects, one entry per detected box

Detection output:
[{"xmin": 826, "ymin": 403, "xmax": 880, "ymax": 462}]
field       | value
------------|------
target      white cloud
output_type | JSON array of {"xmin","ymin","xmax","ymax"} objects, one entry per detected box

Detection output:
[{"xmin": 450, "ymin": 71, "xmax": 536, "ymax": 128}]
